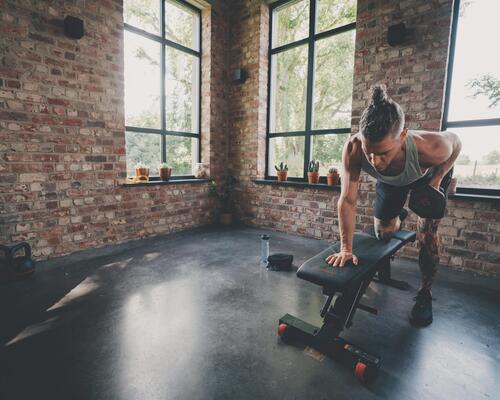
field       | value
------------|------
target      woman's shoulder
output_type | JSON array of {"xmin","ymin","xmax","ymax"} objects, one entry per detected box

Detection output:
[{"xmin": 345, "ymin": 133, "xmax": 364, "ymax": 161}]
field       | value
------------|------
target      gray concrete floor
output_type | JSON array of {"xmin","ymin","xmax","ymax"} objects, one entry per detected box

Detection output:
[{"xmin": 1, "ymin": 226, "xmax": 499, "ymax": 400}]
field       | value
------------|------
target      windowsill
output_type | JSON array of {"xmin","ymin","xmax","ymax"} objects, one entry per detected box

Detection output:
[
  {"xmin": 254, "ymin": 180, "xmax": 500, "ymax": 200},
  {"xmin": 122, "ymin": 178, "xmax": 209, "ymax": 187},
  {"xmin": 254, "ymin": 179, "xmax": 341, "ymax": 191},
  {"xmin": 449, "ymin": 192, "xmax": 500, "ymax": 201}
]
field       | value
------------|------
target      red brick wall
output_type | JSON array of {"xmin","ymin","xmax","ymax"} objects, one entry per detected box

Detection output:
[
  {"xmin": 0, "ymin": 0, "xmax": 228, "ymax": 259},
  {"xmin": 227, "ymin": 0, "xmax": 500, "ymax": 276},
  {"xmin": 1, "ymin": 0, "xmax": 499, "ymax": 274},
  {"xmin": 202, "ymin": 0, "xmax": 230, "ymax": 180}
]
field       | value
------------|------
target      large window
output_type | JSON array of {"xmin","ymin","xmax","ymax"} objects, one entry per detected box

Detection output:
[
  {"xmin": 443, "ymin": 0, "xmax": 500, "ymax": 195},
  {"xmin": 124, "ymin": 0, "xmax": 201, "ymax": 178},
  {"xmin": 266, "ymin": 0, "xmax": 356, "ymax": 180}
]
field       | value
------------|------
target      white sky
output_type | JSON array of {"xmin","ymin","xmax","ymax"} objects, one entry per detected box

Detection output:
[
  {"xmin": 124, "ymin": 0, "xmax": 500, "ymax": 165},
  {"xmin": 447, "ymin": 0, "xmax": 500, "ymax": 162},
  {"xmin": 124, "ymin": 31, "xmax": 161, "ymax": 127}
]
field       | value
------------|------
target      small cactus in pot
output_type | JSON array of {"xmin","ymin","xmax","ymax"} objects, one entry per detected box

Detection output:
[
  {"xmin": 275, "ymin": 162, "xmax": 288, "ymax": 182},
  {"xmin": 307, "ymin": 160, "xmax": 320, "ymax": 184},
  {"xmin": 327, "ymin": 166, "xmax": 340, "ymax": 186}
]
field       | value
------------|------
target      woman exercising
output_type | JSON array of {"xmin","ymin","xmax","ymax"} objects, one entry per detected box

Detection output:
[{"xmin": 326, "ymin": 84, "xmax": 462, "ymax": 326}]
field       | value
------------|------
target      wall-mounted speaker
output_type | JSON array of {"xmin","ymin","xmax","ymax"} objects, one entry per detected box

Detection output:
[
  {"xmin": 232, "ymin": 69, "xmax": 247, "ymax": 84},
  {"xmin": 387, "ymin": 22, "xmax": 406, "ymax": 46},
  {"xmin": 64, "ymin": 16, "xmax": 84, "ymax": 39}
]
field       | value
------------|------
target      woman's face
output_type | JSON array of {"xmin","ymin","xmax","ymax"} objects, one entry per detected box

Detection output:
[{"xmin": 361, "ymin": 128, "xmax": 408, "ymax": 172}]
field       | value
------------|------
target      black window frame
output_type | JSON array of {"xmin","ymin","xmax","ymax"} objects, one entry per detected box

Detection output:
[
  {"xmin": 442, "ymin": 0, "xmax": 500, "ymax": 197},
  {"xmin": 265, "ymin": 0, "xmax": 356, "ymax": 183},
  {"xmin": 124, "ymin": 0, "xmax": 202, "ymax": 181}
]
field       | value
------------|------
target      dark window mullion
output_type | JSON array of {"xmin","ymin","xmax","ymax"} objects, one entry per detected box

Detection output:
[
  {"xmin": 125, "ymin": 126, "xmax": 162, "ymax": 134},
  {"xmin": 271, "ymin": 37, "xmax": 310, "ymax": 55},
  {"xmin": 197, "ymin": 4, "xmax": 202, "ymax": 163},
  {"xmin": 445, "ymin": 118, "xmax": 500, "ymax": 128},
  {"xmin": 123, "ymin": 23, "xmax": 199, "ymax": 57},
  {"xmin": 124, "ymin": 23, "xmax": 163, "ymax": 43},
  {"xmin": 314, "ymin": 21, "xmax": 356, "ymax": 42},
  {"xmin": 303, "ymin": 0, "xmax": 316, "ymax": 179},
  {"xmin": 164, "ymin": 131, "xmax": 199, "ymax": 138},
  {"xmin": 164, "ymin": 39, "xmax": 200, "ymax": 57},
  {"xmin": 265, "ymin": 0, "xmax": 274, "ymax": 179},
  {"xmin": 441, "ymin": 0, "xmax": 461, "ymax": 131},
  {"xmin": 161, "ymin": 0, "xmax": 166, "ymax": 163}
]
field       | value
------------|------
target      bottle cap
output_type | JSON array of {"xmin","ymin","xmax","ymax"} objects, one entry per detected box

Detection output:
[{"xmin": 261, "ymin": 234, "xmax": 270, "ymax": 240}]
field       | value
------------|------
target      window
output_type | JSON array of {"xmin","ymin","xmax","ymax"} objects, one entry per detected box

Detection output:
[
  {"xmin": 443, "ymin": 0, "xmax": 500, "ymax": 195},
  {"xmin": 124, "ymin": 0, "xmax": 201, "ymax": 178},
  {"xmin": 266, "ymin": 0, "xmax": 356, "ymax": 180}
]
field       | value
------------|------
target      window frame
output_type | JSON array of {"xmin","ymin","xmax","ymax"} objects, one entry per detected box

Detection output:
[
  {"xmin": 265, "ymin": 0, "xmax": 356, "ymax": 182},
  {"xmin": 442, "ymin": 0, "xmax": 500, "ymax": 197},
  {"xmin": 124, "ymin": 0, "xmax": 202, "ymax": 180}
]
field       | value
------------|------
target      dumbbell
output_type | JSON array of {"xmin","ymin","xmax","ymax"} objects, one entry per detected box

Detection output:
[{"xmin": 408, "ymin": 185, "xmax": 446, "ymax": 219}]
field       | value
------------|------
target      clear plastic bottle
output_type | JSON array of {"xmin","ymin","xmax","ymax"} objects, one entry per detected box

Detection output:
[{"xmin": 261, "ymin": 234, "xmax": 270, "ymax": 266}]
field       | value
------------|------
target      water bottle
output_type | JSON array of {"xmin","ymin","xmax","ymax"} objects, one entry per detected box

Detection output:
[{"xmin": 261, "ymin": 234, "xmax": 270, "ymax": 266}]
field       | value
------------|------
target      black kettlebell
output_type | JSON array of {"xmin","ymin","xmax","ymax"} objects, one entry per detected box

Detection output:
[{"xmin": 0, "ymin": 242, "xmax": 36, "ymax": 282}]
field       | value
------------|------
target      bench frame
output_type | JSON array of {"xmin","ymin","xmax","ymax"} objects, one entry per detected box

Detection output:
[{"xmin": 278, "ymin": 233, "xmax": 416, "ymax": 382}]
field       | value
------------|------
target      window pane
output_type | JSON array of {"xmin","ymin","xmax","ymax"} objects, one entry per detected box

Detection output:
[
  {"xmin": 272, "ymin": 0, "xmax": 309, "ymax": 48},
  {"xmin": 166, "ymin": 136, "xmax": 199, "ymax": 176},
  {"xmin": 165, "ymin": 0, "xmax": 200, "ymax": 51},
  {"xmin": 125, "ymin": 131, "xmax": 162, "ymax": 177},
  {"xmin": 311, "ymin": 134, "xmax": 348, "ymax": 175},
  {"xmin": 316, "ymin": 0, "xmax": 356, "ymax": 33},
  {"xmin": 124, "ymin": 31, "xmax": 161, "ymax": 128},
  {"xmin": 269, "ymin": 45, "xmax": 308, "ymax": 133},
  {"xmin": 124, "ymin": 0, "xmax": 160, "ymax": 35},
  {"xmin": 451, "ymin": 126, "xmax": 500, "ymax": 189},
  {"xmin": 448, "ymin": 0, "xmax": 500, "ymax": 121},
  {"xmin": 165, "ymin": 47, "xmax": 199, "ymax": 133},
  {"xmin": 313, "ymin": 30, "xmax": 355, "ymax": 129},
  {"xmin": 268, "ymin": 136, "xmax": 305, "ymax": 178}
]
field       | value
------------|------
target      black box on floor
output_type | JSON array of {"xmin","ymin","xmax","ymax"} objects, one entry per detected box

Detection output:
[{"xmin": 267, "ymin": 253, "xmax": 293, "ymax": 271}]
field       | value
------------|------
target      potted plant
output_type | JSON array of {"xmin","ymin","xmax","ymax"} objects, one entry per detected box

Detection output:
[
  {"xmin": 327, "ymin": 166, "xmax": 340, "ymax": 186},
  {"xmin": 135, "ymin": 163, "xmax": 149, "ymax": 181},
  {"xmin": 158, "ymin": 163, "xmax": 172, "ymax": 181},
  {"xmin": 209, "ymin": 176, "xmax": 236, "ymax": 226},
  {"xmin": 275, "ymin": 162, "xmax": 288, "ymax": 182},
  {"xmin": 307, "ymin": 160, "xmax": 320, "ymax": 184}
]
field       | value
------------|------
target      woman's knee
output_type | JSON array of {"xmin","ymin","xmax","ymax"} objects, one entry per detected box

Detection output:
[{"xmin": 374, "ymin": 217, "xmax": 399, "ymax": 240}]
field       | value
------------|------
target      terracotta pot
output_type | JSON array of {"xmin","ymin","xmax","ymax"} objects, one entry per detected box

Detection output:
[
  {"xmin": 135, "ymin": 168, "xmax": 149, "ymax": 179},
  {"xmin": 159, "ymin": 167, "xmax": 172, "ymax": 181},
  {"xmin": 448, "ymin": 177, "xmax": 458, "ymax": 194},
  {"xmin": 277, "ymin": 171, "xmax": 288, "ymax": 182},
  {"xmin": 219, "ymin": 213, "xmax": 233, "ymax": 226},
  {"xmin": 307, "ymin": 172, "xmax": 319, "ymax": 184},
  {"xmin": 327, "ymin": 172, "xmax": 340, "ymax": 186}
]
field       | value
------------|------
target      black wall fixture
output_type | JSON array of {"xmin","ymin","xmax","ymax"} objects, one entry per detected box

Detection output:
[
  {"xmin": 64, "ymin": 15, "xmax": 84, "ymax": 39},
  {"xmin": 387, "ymin": 22, "xmax": 407, "ymax": 46},
  {"xmin": 232, "ymin": 68, "xmax": 247, "ymax": 83}
]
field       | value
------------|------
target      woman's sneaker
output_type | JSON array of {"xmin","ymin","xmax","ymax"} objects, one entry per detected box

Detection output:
[{"xmin": 409, "ymin": 288, "xmax": 433, "ymax": 326}]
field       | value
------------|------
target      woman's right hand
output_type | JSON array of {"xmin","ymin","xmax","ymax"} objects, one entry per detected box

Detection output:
[{"xmin": 325, "ymin": 250, "xmax": 358, "ymax": 267}]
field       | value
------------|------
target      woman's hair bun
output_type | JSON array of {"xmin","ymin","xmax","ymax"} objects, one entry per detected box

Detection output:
[{"xmin": 370, "ymin": 84, "xmax": 388, "ymax": 105}]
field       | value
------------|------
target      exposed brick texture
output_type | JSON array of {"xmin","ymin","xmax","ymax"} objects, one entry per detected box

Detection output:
[
  {"xmin": 0, "ymin": 0, "xmax": 228, "ymax": 259},
  {"xmin": 1, "ymin": 0, "xmax": 499, "ymax": 276},
  {"xmin": 227, "ymin": 0, "xmax": 500, "ymax": 277}
]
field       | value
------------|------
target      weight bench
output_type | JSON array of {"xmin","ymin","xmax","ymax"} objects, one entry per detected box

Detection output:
[{"xmin": 278, "ymin": 229, "xmax": 416, "ymax": 382}]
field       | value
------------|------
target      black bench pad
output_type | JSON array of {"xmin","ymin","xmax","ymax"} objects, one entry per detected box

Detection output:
[{"xmin": 297, "ymin": 230, "xmax": 416, "ymax": 292}]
